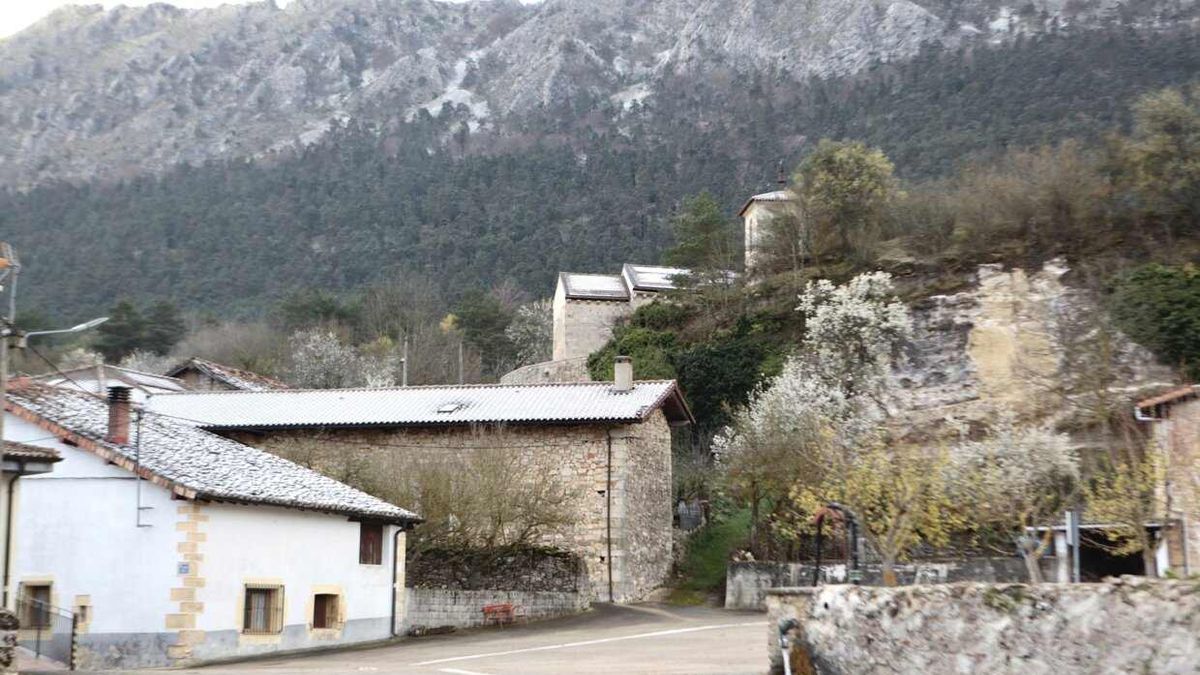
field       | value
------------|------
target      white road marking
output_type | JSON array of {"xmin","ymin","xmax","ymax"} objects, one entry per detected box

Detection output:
[
  {"xmin": 413, "ymin": 621, "xmax": 767, "ymax": 667},
  {"xmin": 439, "ymin": 669, "xmax": 495, "ymax": 675}
]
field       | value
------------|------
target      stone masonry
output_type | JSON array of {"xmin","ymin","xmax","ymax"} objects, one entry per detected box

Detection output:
[
  {"xmin": 767, "ymin": 577, "xmax": 1200, "ymax": 674},
  {"xmin": 238, "ymin": 410, "xmax": 675, "ymax": 604}
]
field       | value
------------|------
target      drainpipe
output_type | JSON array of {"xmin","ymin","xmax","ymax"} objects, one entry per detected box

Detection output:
[
  {"xmin": 605, "ymin": 433, "xmax": 614, "ymax": 603},
  {"xmin": 390, "ymin": 526, "xmax": 404, "ymax": 638},
  {"xmin": 2, "ymin": 471, "xmax": 20, "ymax": 608},
  {"xmin": 777, "ymin": 617, "xmax": 798, "ymax": 675}
]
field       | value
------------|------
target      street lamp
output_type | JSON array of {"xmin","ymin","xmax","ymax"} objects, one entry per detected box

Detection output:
[{"xmin": 18, "ymin": 317, "xmax": 109, "ymax": 347}]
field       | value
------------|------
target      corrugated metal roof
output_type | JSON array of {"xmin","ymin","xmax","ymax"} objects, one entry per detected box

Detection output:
[
  {"xmin": 6, "ymin": 383, "xmax": 418, "ymax": 524},
  {"xmin": 36, "ymin": 365, "xmax": 187, "ymax": 394},
  {"xmin": 622, "ymin": 264, "xmax": 690, "ymax": 292},
  {"xmin": 145, "ymin": 381, "xmax": 691, "ymax": 429},
  {"xmin": 559, "ymin": 272, "xmax": 630, "ymax": 300}
]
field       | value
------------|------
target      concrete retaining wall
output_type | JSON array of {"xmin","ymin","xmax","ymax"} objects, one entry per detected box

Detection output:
[
  {"xmin": 404, "ymin": 589, "xmax": 589, "ymax": 633},
  {"xmin": 765, "ymin": 577, "xmax": 1200, "ymax": 674},
  {"xmin": 725, "ymin": 558, "xmax": 1031, "ymax": 610}
]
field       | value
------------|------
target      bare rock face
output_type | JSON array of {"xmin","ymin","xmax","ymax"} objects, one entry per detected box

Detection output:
[
  {"xmin": 894, "ymin": 260, "xmax": 1174, "ymax": 440},
  {"xmin": 3, "ymin": 0, "xmax": 1194, "ymax": 186}
]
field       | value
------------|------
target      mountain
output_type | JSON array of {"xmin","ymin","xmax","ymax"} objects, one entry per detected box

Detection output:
[
  {"xmin": 2, "ymin": 0, "xmax": 1200, "ymax": 322},
  {"xmin": 4, "ymin": 0, "xmax": 1196, "ymax": 187}
]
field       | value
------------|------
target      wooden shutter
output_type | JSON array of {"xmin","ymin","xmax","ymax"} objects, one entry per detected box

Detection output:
[{"xmin": 359, "ymin": 522, "xmax": 383, "ymax": 565}]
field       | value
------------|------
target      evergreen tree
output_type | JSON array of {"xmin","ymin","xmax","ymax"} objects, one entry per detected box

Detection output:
[{"xmin": 95, "ymin": 301, "xmax": 146, "ymax": 362}]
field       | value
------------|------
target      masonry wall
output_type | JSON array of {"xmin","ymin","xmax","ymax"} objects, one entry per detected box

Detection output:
[
  {"xmin": 404, "ymin": 589, "xmax": 588, "ymax": 632},
  {"xmin": 766, "ymin": 578, "xmax": 1200, "ymax": 674},
  {"xmin": 1149, "ymin": 397, "xmax": 1200, "ymax": 576},
  {"xmin": 244, "ymin": 412, "xmax": 675, "ymax": 603},
  {"xmin": 552, "ymin": 281, "xmax": 633, "ymax": 361},
  {"xmin": 725, "ymin": 558, "xmax": 1031, "ymax": 610}
]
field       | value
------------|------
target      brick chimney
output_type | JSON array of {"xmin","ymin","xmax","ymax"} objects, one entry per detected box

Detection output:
[
  {"xmin": 613, "ymin": 356, "xmax": 633, "ymax": 393},
  {"xmin": 106, "ymin": 386, "xmax": 132, "ymax": 445}
]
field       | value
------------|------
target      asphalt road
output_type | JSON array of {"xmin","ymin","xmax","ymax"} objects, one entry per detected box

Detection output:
[{"xmin": 181, "ymin": 604, "xmax": 768, "ymax": 675}]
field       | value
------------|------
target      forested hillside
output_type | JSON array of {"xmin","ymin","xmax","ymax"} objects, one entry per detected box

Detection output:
[{"xmin": 4, "ymin": 23, "xmax": 1200, "ymax": 322}]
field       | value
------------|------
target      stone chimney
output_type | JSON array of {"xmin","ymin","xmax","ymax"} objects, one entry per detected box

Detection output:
[
  {"xmin": 613, "ymin": 356, "xmax": 633, "ymax": 393},
  {"xmin": 106, "ymin": 386, "xmax": 132, "ymax": 445}
]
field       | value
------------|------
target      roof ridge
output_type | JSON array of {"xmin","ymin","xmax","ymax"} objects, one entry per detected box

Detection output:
[{"xmin": 150, "ymin": 380, "xmax": 679, "ymax": 396}]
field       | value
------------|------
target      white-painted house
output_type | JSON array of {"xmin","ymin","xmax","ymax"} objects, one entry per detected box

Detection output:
[{"xmin": 2, "ymin": 382, "xmax": 419, "ymax": 670}]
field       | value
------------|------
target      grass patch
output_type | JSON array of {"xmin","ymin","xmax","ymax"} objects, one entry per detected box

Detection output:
[{"xmin": 674, "ymin": 508, "xmax": 752, "ymax": 595}]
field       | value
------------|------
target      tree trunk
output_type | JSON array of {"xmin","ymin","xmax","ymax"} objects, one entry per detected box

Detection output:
[
  {"xmin": 881, "ymin": 558, "xmax": 898, "ymax": 587},
  {"xmin": 1021, "ymin": 550, "xmax": 1044, "ymax": 583}
]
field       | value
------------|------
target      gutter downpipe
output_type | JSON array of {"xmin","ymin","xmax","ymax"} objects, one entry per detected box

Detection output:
[
  {"xmin": 390, "ymin": 525, "xmax": 404, "ymax": 638},
  {"xmin": 606, "ymin": 433, "xmax": 614, "ymax": 603},
  {"xmin": 778, "ymin": 617, "xmax": 798, "ymax": 675},
  {"xmin": 2, "ymin": 471, "xmax": 18, "ymax": 608}
]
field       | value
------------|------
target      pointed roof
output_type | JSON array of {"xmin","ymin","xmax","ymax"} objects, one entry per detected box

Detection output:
[
  {"xmin": 5, "ymin": 382, "xmax": 418, "ymax": 525},
  {"xmin": 35, "ymin": 364, "xmax": 187, "ymax": 396},
  {"xmin": 166, "ymin": 357, "xmax": 289, "ymax": 392}
]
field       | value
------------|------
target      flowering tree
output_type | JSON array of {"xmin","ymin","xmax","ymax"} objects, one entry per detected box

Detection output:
[
  {"xmin": 717, "ymin": 272, "xmax": 922, "ymax": 566},
  {"xmin": 947, "ymin": 415, "xmax": 1080, "ymax": 581},
  {"xmin": 1085, "ymin": 445, "xmax": 1163, "ymax": 577},
  {"xmin": 504, "ymin": 299, "xmax": 553, "ymax": 368}
]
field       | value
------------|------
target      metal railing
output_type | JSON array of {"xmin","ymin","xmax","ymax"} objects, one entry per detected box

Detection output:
[{"xmin": 15, "ymin": 594, "xmax": 76, "ymax": 670}]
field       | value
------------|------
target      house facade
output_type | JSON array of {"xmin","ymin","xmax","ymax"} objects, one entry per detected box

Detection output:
[
  {"xmin": 148, "ymin": 369, "xmax": 692, "ymax": 603},
  {"xmin": 739, "ymin": 189, "xmax": 796, "ymax": 273},
  {"xmin": 3, "ymin": 382, "xmax": 418, "ymax": 670},
  {"xmin": 1137, "ymin": 386, "xmax": 1200, "ymax": 577}
]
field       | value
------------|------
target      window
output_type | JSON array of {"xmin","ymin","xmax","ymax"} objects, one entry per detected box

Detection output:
[
  {"xmin": 359, "ymin": 522, "xmax": 383, "ymax": 565},
  {"xmin": 242, "ymin": 585, "xmax": 284, "ymax": 634},
  {"xmin": 312, "ymin": 593, "xmax": 339, "ymax": 629},
  {"xmin": 19, "ymin": 584, "xmax": 51, "ymax": 629}
]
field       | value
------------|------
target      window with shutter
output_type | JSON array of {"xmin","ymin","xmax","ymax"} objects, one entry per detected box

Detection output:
[
  {"xmin": 359, "ymin": 522, "xmax": 383, "ymax": 565},
  {"xmin": 242, "ymin": 585, "xmax": 283, "ymax": 634},
  {"xmin": 312, "ymin": 593, "xmax": 339, "ymax": 629}
]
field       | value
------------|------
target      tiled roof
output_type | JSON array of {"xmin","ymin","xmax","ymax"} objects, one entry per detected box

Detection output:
[
  {"xmin": 146, "ymin": 381, "xmax": 693, "ymax": 429},
  {"xmin": 738, "ymin": 189, "xmax": 794, "ymax": 216},
  {"xmin": 1136, "ymin": 385, "xmax": 1200, "ymax": 412},
  {"xmin": 167, "ymin": 358, "xmax": 289, "ymax": 392},
  {"xmin": 5, "ymin": 383, "xmax": 418, "ymax": 524},
  {"xmin": 3, "ymin": 441, "xmax": 61, "ymax": 462},
  {"xmin": 559, "ymin": 272, "xmax": 630, "ymax": 301},
  {"xmin": 622, "ymin": 264, "xmax": 690, "ymax": 292},
  {"xmin": 36, "ymin": 364, "xmax": 187, "ymax": 395}
]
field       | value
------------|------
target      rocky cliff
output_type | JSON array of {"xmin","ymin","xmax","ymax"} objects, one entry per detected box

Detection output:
[
  {"xmin": 3, "ymin": 0, "xmax": 1195, "ymax": 186},
  {"xmin": 895, "ymin": 260, "xmax": 1174, "ymax": 441}
]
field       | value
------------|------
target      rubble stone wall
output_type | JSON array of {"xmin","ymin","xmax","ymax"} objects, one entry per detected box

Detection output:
[
  {"xmin": 404, "ymin": 589, "xmax": 589, "ymax": 633},
  {"xmin": 766, "ymin": 578, "xmax": 1200, "ymax": 674},
  {"xmin": 240, "ymin": 412, "xmax": 674, "ymax": 603},
  {"xmin": 725, "ymin": 558, "xmax": 1030, "ymax": 610}
]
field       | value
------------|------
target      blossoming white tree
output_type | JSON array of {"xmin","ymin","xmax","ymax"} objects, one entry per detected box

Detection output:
[{"xmin": 947, "ymin": 414, "xmax": 1080, "ymax": 581}]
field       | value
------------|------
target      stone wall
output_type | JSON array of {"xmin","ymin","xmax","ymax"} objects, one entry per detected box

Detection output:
[
  {"xmin": 500, "ymin": 357, "xmax": 591, "ymax": 384},
  {"xmin": 1146, "ymin": 395, "xmax": 1200, "ymax": 576},
  {"xmin": 404, "ymin": 589, "xmax": 589, "ymax": 633},
  {"xmin": 552, "ymin": 288, "xmax": 633, "ymax": 361},
  {"xmin": 725, "ymin": 558, "xmax": 1030, "ymax": 610},
  {"xmin": 766, "ymin": 577, "xmax": 1200, "ymax": 674},
  {"xmin": 240, "ymin": 413, "xmax": 674, "ymax": 604}
]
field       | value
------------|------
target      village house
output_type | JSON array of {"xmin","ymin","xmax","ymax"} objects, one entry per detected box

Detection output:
[
  {"xmin": 3, "ymin": 382, "xmax": 419, "ymax": 670},
  {"xmin": 166, "ymin": 357, "xmax": 290, "ymax": 392},
  {"xmin": 740, "ymin": 189, "xmax": 796, "ymax": 272},
  {"xmin": 1136, "ymin": 385, "xmax": 1200, "ymax": 577},
  {"xmin": 34, "ymin": 363, "xmax": 188, "ymax": 403},
  {"xmin": 147, "ymin": 360, "xmax": 693, "ymax": 604}
]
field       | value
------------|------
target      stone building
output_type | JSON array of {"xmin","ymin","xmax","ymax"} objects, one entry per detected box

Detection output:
[
  {"xmin": 1137, "ymin": 386, "xmax": 1200, "ymax": 577},
  {"xmin": 551, "ymin": 264, "xmax": 692, "ymax": 362},
  {"xmin": 740, "ymin": 189, "xmax": 796, "ymax": 272},
  {"xmin": 3, "ymin": 382, "xmax": 418, "ymax": 670},
  {"xmin": 167, "ymin": 357, "xmax": 290, "ymax": 392},
  {"xmin": 147, "ymin": 367, "xmax": 693, "ymax": 603}
]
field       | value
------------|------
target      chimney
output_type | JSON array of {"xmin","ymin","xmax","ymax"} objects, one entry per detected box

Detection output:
[
  {"xmin": 106, "ymin": 386, "xmax": 132, "ymax": 445},
  {"xmin": 613, "ymin": 356, "xmax": 633, "ymax": 393}
]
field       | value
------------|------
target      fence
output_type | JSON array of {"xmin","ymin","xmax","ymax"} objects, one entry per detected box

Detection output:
[{"xmin": 15, "ymin": 593, "xmax": 76, "ymax": 669}]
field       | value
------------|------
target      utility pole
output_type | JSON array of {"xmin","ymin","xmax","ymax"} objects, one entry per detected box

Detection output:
[
  {"xmin": 401, "ymin": 334, "xmax": 409, "ymax": 387},
  {"xmin": 0, "ymin": 243, "xmax": 21, "ymax": 450},
  {"xmin": 458, "ymin": 340, "xmax": 464, "ymax": 385}
]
